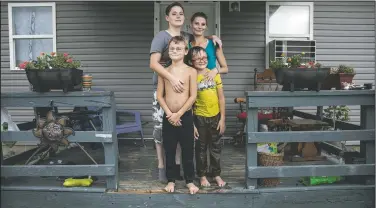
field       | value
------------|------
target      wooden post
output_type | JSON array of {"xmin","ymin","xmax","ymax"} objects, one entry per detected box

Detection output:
[
  {"xmin": 246, "ymin": 104, "xmax": 258, "ymax": 189},
  {"xmin": 102, "ymin": 94, "xmax": 119, "ymax": 191},
  {"xmin": 360, "ymin": 105, "xmax": 375, "ymax": 185},
  {"xmin": 316, "ymin": 106, "xmax": 323, "ymax": 120}
]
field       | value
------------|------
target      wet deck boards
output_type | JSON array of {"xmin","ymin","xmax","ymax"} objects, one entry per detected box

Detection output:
[{"xmin": 2, "ymin": 140, "xmax": 356, "ymax": 194}]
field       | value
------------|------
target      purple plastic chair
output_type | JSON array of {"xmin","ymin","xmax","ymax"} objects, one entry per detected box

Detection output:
[{"xmin": 89, "ymin": 88, "xmax": 145, "ymax": 147}]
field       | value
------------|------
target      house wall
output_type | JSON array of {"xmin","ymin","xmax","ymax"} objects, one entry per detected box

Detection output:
[
  {"xmin": 1, "ymin": 1, "xmax": 375, "ymax": 138},
  {"xmin": 313, "ymin": 1, "xmax": 375, "ymax": 123},
  {"xmin": 1, "ymin": 1, "xmax": 156, "ymax": 138}
]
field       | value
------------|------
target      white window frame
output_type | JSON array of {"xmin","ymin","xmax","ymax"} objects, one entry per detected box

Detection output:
[
  {"xmin": 8, "ymin": 2, "xmax": 57, "ymax": 70},
  {"xmin": 265, "ymin": 2, "xmax": 314, "ymax": 68},
  {"xmin": 154, "ymin": 1, "xmax": 220, "ymax": 36}
]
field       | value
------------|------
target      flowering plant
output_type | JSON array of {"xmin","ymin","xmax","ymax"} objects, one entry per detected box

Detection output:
[
  {"xmin": 270, "ymin": 52, "xmax": 322, "ymax": 70},
  {"xmin": 18, "ymin": 52, "xmax": 81, "ymax": 70}
]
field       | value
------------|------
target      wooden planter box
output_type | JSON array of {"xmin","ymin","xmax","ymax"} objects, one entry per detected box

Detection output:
[
  {"xmin": 25, "ymin": 69, "xmax": 83, "ymax": 93},
  {"xmin": 273, "ymin": 67, "xmax": 330, "ymax": 92}
]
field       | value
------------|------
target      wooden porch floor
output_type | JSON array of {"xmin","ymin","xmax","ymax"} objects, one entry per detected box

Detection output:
[{"xmin": 2, "ymin": 140, "xmax": 357, "ymax": 194}]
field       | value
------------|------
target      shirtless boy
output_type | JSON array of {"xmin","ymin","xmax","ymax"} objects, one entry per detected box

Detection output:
[{"xmin": 156, "ymin": 36, "xmax": 199, "ymax": 194}]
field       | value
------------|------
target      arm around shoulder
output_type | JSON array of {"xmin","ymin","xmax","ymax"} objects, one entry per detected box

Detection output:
[
  {"xmin": 216, "ymin": 47, "xmax": 229, "ymax": 74},
  {"xmin": 149, "ymin": 32, "xmax": 173, "ymax": 81}
]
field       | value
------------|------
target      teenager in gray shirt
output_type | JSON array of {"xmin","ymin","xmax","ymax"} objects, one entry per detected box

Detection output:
[{"xmin": 149, "ymin": 2, "xmax": 222, "ymax": 182}]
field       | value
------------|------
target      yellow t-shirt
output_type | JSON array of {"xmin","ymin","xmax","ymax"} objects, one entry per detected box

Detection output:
[{"xmin": 194, "ymin": 69, "xmax": 223, "ymax": 117}]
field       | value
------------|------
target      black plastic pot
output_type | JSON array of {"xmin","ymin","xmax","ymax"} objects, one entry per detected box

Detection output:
[
  {"xmin": 273, "ymin": 67, "xmax": 330, "ymax": 92},
  {"xmin": 25, "ymin": 68, "xmax": 83, "ymax": 93}
]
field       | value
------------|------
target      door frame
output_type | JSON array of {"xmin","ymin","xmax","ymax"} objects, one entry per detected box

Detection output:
[{"xmin": 154, "ymin": 1, "xmax": 221, "ymax": 37}]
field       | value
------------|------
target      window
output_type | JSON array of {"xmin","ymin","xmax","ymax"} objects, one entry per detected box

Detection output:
[
  {"xmin": 8, "ymin": 3, "xmax": 56, "ymax": 70},
  {"xmin": 265, "ymin": 2, "xmax": 313, "ymax": 67}
]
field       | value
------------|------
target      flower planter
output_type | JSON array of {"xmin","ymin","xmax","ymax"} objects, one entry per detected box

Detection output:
[
  {"xmin": 273, "ymin": 67, "xmax": 331, "ymax": 92},
  {"xmin": 322, "ymin": 73, "xmax": 355, "ymax": 90},
  {"xmin": 338, "ymin": 73, "xmax": 355, "ymax": 88},
  {"xmin": 322, "ymin": 74, "xmax": 340, "ymax": 90},
  {"xmin": 25, "ymin": 69, "xmax": 83, "ymax": 93}
]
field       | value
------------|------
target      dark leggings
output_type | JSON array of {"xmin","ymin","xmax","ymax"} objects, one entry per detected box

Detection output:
[{"xmin": 162, "ymin": 110, "xmax": 194, "ymax": 184}]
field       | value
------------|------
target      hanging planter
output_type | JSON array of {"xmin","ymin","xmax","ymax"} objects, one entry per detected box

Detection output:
[
  {"xmin": 270, "ymin": 53, "xmax": 330, "ymax": 92},
  {"xmin": 19, "ymin": 52, "xmax": 83, "ymax": 93}
]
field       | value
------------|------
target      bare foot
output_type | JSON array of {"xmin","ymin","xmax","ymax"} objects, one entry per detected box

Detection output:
[
  {"xmin": 164, "ymin": 182, "xmax": 175, "ymax": 193},
  {"xmin": 214, "ymin": 176, "xmax": 226, "ymax": 187},
  {"xmin": 200, "ymin": 176, "xmax": 211, "ymax": 187},
  {"xmin": 186, "ymin": 183, "xmax": 199, "ymax": 194}
]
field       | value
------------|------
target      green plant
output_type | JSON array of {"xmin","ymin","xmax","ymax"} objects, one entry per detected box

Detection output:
[
  {"xmin": 323, "ymin": 105, "xmax": 350, "ymax": 129},
  {"xmin": 337, "ymin": 65, "xmax": 355, "ymax": 74},
  {"xmin": 269, "ymin": 52, "xmax": 322, "ymax": 70},
  {"xmin": 18, "ymin": 52, "xmax": 81, "ymax": 70}
]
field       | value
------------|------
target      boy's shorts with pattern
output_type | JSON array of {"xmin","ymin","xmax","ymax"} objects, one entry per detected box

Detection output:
[{"xmin": 152, "ymin": 91, "xmax": 164, "ymax": 144}]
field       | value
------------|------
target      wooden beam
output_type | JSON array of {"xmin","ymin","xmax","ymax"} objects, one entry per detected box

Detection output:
[
  {"xmin": 248, "ymin": 164, "xmax": 375, "ymax": 178},
  {"xmin": 245, "ymin": 90, "xmax": 375, "ymax": 108},
  {"xmin": 1, "ymin": 186, "xmax": 106, "ymax": 193},
  {"xmin": 246, "ymin": 108, "xmax": 258, "ymax": 189},
  {"xmin": 248, "ymin": 129, "xmax": 375, "ymax": 143},
  {"xmin": 1, "ymin": 164, "xmax": 115, "ymax": 177},
  {"xmin": 1, "ymin": 131, "xmax": 114, "ymax": 143},
  {"xmin": 1, "ymin": 188, "xmax": 374, "ymax": 208},
  {"xmin": 1, "ymin": 91, "xmax": 113, "ymax": 107},
  {"xmin": 293, "ymin": 110, "xmax": 361, "ymax": 130}
]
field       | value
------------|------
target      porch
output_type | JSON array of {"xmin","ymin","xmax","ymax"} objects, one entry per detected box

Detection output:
[
  {"xmin": 2, "ymin": 140, "xmax": 342, "ymax": 194},
  {"xmin": 1, "ymin": 89, "xmax": 375, "ymax": 208}
]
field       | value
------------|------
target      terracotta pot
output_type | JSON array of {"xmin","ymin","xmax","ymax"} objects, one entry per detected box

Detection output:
[
  {"xmin": 338, "ymin": 73, "xmax": 355, "ymax": 89},
  {"xmin": 322, "ymin": 73, "xmax": 356, "ymax": 90}
]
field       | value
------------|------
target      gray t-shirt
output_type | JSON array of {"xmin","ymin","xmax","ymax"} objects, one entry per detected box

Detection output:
[{"xmin": 150, "ymin": 30, "xmax": 193, "ymax": 88}]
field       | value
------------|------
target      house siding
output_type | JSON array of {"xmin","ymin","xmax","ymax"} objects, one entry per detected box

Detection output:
[
  {"xmin": 220, "ymin": 1, "xmax": 266, "ymax": 134},
  {"xmin": 1, "ymin": 1, "xmax": 375, "ymax": 138},
  {"xmin": 1, "ymin": 1, "xmax": 156, "ymax": 137},
  {"xmin": 314, "ymin": 1, "xmax": 375, "ymax": 124}
]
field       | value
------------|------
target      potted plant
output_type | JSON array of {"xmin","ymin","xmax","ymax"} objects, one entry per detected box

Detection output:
[
  {"xmin": 322, "ymin": 65, "xmax": 356, "ymax": 90},
  {"xmin": 19, "ymin": 52, "xmax": 83, "ymax": 93},
  {"xmin": 269, "ymin": 53, "xmax": 330, "ymax": 92},
  {"xmin": 337, "ymin": 65, "xmax": 356, "ymax": 88}
]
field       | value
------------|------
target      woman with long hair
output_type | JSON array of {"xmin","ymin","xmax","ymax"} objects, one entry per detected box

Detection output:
[{"xmin": 188, "ymin": 12, "xmax": 228, "ymax": 81}]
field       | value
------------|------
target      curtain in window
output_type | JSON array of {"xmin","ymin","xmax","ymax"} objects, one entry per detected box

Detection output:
[
  {"xmin": 28, "ymin": 11, "xmax": 36, "ymax": 61},
  {"xmin": 12, "ymin": 7, "xmax": 53, "ymax": 65}
]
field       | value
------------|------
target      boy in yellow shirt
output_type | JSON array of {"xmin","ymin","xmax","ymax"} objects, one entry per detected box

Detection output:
[{"xmin": 187, "ymin": 46, "xmax": 226, "ymax": 187}]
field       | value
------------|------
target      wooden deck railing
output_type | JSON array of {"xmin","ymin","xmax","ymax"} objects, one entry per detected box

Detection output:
[
  {"xmin": 245, "ymin": 90, "xmax": 375, "ymax": 190},
  {"xmin": 1, "ymin": 91, "xmax": 119, "ymax": 192}
]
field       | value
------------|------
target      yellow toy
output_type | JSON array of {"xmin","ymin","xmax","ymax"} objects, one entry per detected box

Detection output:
[{"xmin": 63, "ymin": 177, "xmax": 93, "ymax": 187}]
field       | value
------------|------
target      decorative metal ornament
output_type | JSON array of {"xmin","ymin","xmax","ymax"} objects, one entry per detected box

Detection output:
[
  {"xmin": 229, "ymin": 1, "xmax": 240, "ymax": 12},
  {"xmin": 32, "ymin": 111, "xmax": 75, "ymax": 151}
]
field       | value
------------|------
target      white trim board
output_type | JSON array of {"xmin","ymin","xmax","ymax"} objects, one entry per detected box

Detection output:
[
  {"xmin": 265, "ymin": 2, "xmax": 314, "ymax": 68},
  {"xmin": 8, "ymin": 2, "xmax": 57, "ymax": 71}
]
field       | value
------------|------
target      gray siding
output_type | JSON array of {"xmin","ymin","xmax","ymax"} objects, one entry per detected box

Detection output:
[
  {"xmin": 1, "ymin": 2, "xmax": 33, "ymax": 124},
  {"xmin": 1, "ymin": 1, "xmax": 155, "ymax": 137},
  {"xmin": 220, "ymin": 1, "xmax": 265, "ymax": 134},
  {"xmin": 1, "ymin": 1, "xmax": 375, "ymax": 139},
  {"xmin": 55, "ymin": 2, "xmax": 154, "ymax": 138},
  {"xmin": 290, "ymin": 1, "xmax": 376, "ymax": 124},
  {"xmin": 0, "ymin": 1, "xmax": 265, "ymax": 138},
  {"xmin": 313, "ymin": 1, "xmax": 375, "ymax": 123}
]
